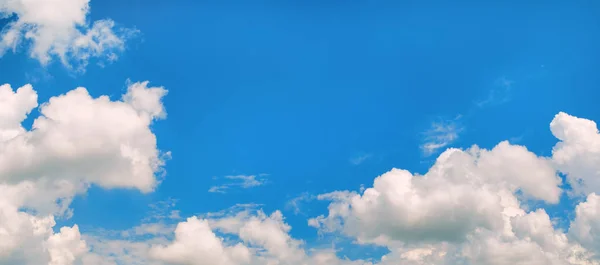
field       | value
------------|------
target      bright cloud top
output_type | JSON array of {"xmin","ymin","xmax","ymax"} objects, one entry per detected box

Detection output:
[{"xmin": 0, "ymin": 0, "xmax": 136, "ymax": 70}]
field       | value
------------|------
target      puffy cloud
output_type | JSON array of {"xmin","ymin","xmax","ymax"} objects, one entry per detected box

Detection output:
[
  {"xmin": 0, "ymin": 183, "xmax": 86, "ymax": 265},
  {"xmin": 0, "ymin": 80, "xmax": 168, "ymax": 264},
  {"xmin": 0, "ymin": 81, "xmax": 168, "ymax": 200},
  {"xmin": 462, "ymin": 209, "xmax": 597, "ymax": 265},
  {"xmin": 149, "ymin": 217, "xmax": 252, "ymax": 265},
  {"xmin": 47, "ymin": 225, "xmax": 88, "ymax": 265},
  {"xmin": 0, "ymin": 0, "xmax": 137, "ymax": 69},
  {"xmin": 0, "ymin": 83, "xmax": 37, "ymax": 141},
  {"xmin": 551, "ymin": 112, "xmax": 600, "ymax": 196},
  {"xmin": 149, "ymin": 208, "xmax": 374, "ymax": 265},
  {"xmin": 569, "ymin": 193, "xmax": 600, "ymax": 251},
  {"xmin": 309, "ymin": 141, "xmax": 561, "ymax": 246}
]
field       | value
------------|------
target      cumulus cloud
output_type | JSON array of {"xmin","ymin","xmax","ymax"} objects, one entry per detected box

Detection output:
[
  {"xmin": 0, "ymin": 0, "xmax": 137, "ymax": 70},
  {"xmin": 0, "ymin": 80, "xmax": 168, "ymax": 264},
  {"xmin": 149, "ymin": 217, "xmax": 253, "ymax": 265},
  {"xmin": 569, "ymin": 193, "xmax": 600, "ymax": 251},
  {"xmin": 148, "ymin": 207, "xmax": 373, "ymax": 265},
  {"xmin": 550, "ymin": 112, "xmax": 600, "ymax": 196},
  {"xmin": 0, "ymin": 81, "xmax": 167, "ymax": 196},
  {"xmin": 47, "ymin": 225, "xmax": 88, "ymax": 265},
  {"xmin": 310, "ymin": 141, "xmax": 561, "ymax": 246}
]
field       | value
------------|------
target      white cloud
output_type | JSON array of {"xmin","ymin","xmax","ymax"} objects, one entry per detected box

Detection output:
[
  {"xmin": 0, "ymin": 81, "xmax": 168, "ymax": 198},
  {"xmin": 461, "ymin": 208, "xmax": 597, "ymax": 265},
  {"xmin": 0, "ymin": 0, "xmax": 137, "ymax": 70},
  {"xmin": 0, "ymin": 183, "xmax": 86, "ymax": 265},
  {"xmin": 0, "ymin": 80, "xmax": 168, "ymax": 264},
  {"xmin": 311, "ymin": 141, "xmax": 561, "ymax": 246},
  {"xmin": 550, "ymin": 112, "xmax": 600, "ymax": 196},
  {"xmin": 47, "ymin": 225, "xmax": 88, "ymax": 265},
  {"xmin": 209, "ymin": 175, "xmax": 268, "ymax": 194},
  {"xmin": 569, "ymin": 193, "xmax": 600, "ymax": 251},
  {"xmin": 149, "ymin": 217, "xmax": 253, "ymax": 265},
  {"xmin": 149, "ymin": 207, "xmax": 373, "ymax": 265}
]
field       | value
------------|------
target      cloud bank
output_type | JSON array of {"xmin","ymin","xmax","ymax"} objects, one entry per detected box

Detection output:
[{"xmin": 2, "ymin": 80, "xmax": 600, "ymax": 265}]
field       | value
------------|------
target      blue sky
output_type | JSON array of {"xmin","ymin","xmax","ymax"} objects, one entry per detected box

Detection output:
[{"xmin": 2, "ymin": 0, "xmax": 600, "ymax": 264}]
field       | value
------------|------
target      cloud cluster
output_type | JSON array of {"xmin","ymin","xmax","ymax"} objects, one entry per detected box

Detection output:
[
  {"xmin": 0, "ymin": 0, "xmax": 136, "ymax": 70},
  {"xmin": 4, "ymin": 82, "xmax": 600, "ymax": 264},
  {"xmin": 31, "ymin": 109, "xmax": 600, "ymax": 265},
  {"xmin": 82, "ymin": 111, "xmax": 599, "ymax": 265}
]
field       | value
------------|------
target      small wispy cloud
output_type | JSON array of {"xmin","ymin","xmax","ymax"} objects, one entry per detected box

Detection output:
[
  {"xmin": 286, "ymin": 192, "xmax": 315, "ymax": 215},
  {"xmin": 420, "ymin": 116, "xmax": 463, "ymax": 156},
  {"xmin": 208, "ymin": 174, "xmax": 268, "ymax": 193},
  {"xmin": 476, "ymin": 77, "xmax": 513, "ymax": 108},
  {"xmin": 90, "ymin": 198, "xmax": 182, "ymax": 239},
  {"xmin": 142, "ymin": 198, "xmax": 182, "ymax": 223},
  {"xmin": 350, "ymin": 153, "xmax": 373, "ymax": 166},
  {"xmin": 417, "ymin": 76, "xmax": 515, "ymax": 158}
]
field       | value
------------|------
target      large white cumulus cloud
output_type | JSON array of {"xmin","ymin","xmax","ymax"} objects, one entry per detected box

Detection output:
[
  {"xmin": 0, "ymin": 0, "xmax": 137, "ymax": 69},
  {"xmin": 0, "ymin": 81, "xmax": 167, "ymax": 199},
  {"xmin": 309, "ymin": 141, "xmax": 561, "ymax": 246},
  {"xmin": 0, "ymin": 80, "xmax": 167, "ymax": 264}
]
